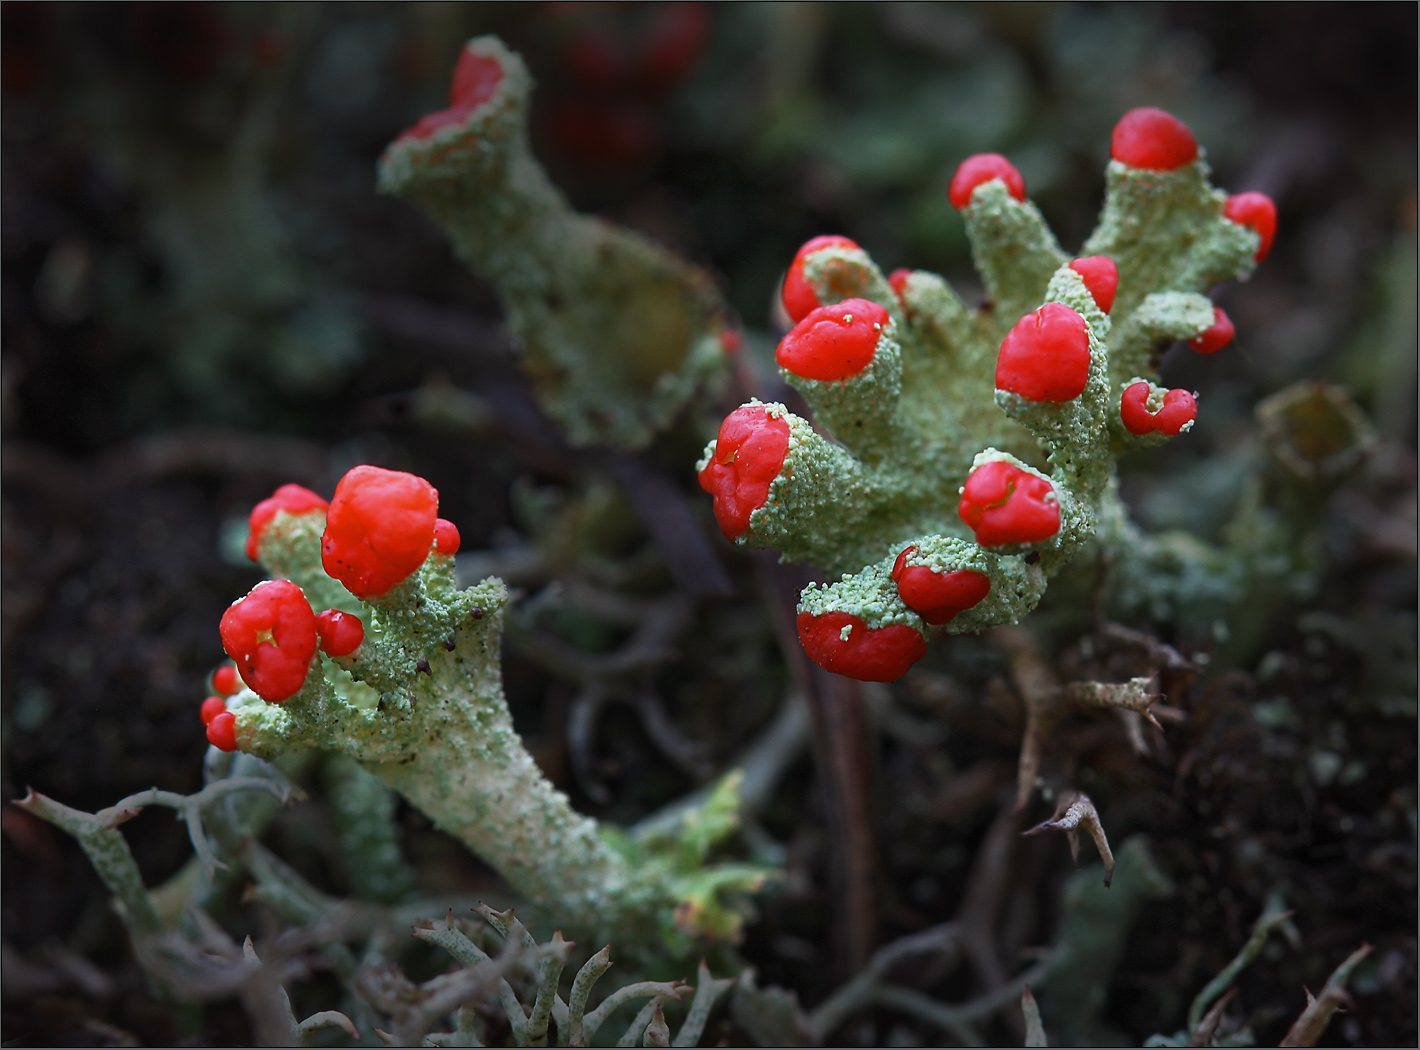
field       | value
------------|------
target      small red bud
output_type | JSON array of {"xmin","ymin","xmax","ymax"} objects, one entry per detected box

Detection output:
[
  {"xmin": 797, "ymin": 611, "xmax": 927, "ymax": 682},
  {"xmin": 888, "ymin": 269, "xmax": 912, "ymax": 303},
  {"xmin": 781, "ymin": 235, "xmax": 859, "ymax": 323},
  {"xmin": 564, "ymin": 29, "xmax": 627, "ymax": 91},
  {"xmin": 1187, "ymin": 307, "xmax": 1234, "ymax": 355},
  {"xmin": 321, "ymin": 466, "xmax": 439, "ymax": 599},
  {"xmin": 1225, "ymin": 192, "xmax": 1277, "ymax": 262},
  {"xmin": 251, "ymin": 29, "xmax": 285, "ymax": 67},
  {"xmin": 433, "ymin": 518, "xmax": 461, "ymax": 556},
  {"xmin": 718, "ymin": 328, "xmax": 742, "ymax": 354},
  {"xmin": 959, "ymin": 461, "xmax": 1060, "ymax": 547},
  {"xmin": 641, "ymin": 0, "xmax": 710, "ymax": 91},
  {"xmin": 1120, "ymin": 382, "xmax": 1198, "ymax": 436},
  {"xmin": 219, "ymin": 579, "xmax": 318, "ymax": 703},
  {"xmin": 948, "ymin": 153, "xmax": 1026, "ymax": 210},
  {"xmin": 450, "ymin": 48, "xmax": 503, "ymax": 108},
  {"xmin": 995, "ymin": 302, "xmax": 1092, "ymax": 402},
  {"xmin": 699, "ymin": 405, "xmax": 791, "ymax": 541},
  {"xmin": 1110, "ymin": 107, "xmax": 1198, "ymax": 171},
  {"xmin": 246, "ymin": 484, "xmax": 327, "ymax": 562},
  {"xmin": 211, "ymin": 664, "xmax": 241, "ymax": 697},
  {"xmin": 399, "ymin": 47, "xmax": 505, "ymax": 142},
  {"xmin": 206, "ymin": 711, "xmax": 239, "ymax": 752},
  {"xmin": 891, "ymin": 547, "xmax": 992, "ymax": 626},
  {"xmin": 1068, "ymin": 256, "xmax": 1119, "ymax": 314},
  {"xmin": 776, "ymin": 298, "xmax": 890, "ymax": 382},
  {"xmin": 200, "ymin": 696, "xmax": 227, "ymax": 725},
  {"xmin": 315, "ymin": 609, "xmax": 365, "ymax": 657}
]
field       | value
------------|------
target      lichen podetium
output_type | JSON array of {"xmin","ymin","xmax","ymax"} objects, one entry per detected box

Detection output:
[
  {"xmin": 377, "ymin": 36, "xmax": 734, "ymax": 450},
  {"xmin": 213, "ymin": 466, "xmax": 766, "ymax": 952},
  {"xmin": 699, "ymin": 109, "xmax": 1273, "ymax": 681}
]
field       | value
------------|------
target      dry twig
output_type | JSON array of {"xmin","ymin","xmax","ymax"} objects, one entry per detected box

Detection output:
[{"xmin": 1278, "ymin": 944, "xmax": 1373, "ymax": 1047}]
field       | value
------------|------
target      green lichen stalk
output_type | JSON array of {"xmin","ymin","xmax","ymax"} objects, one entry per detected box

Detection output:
[
  {"xmin": 377, "ymin": 36, "xmax": 731, "ymax": 449},
  {"xmin": 699, "ymin": 113, "xmax": 1269, "ymax": 679},
  {"xmin": 227, "ymin": 503, "xmax": 764, "ymax": 951}
]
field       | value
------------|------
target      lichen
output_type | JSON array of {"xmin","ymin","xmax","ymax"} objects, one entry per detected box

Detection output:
[
  {"xmin": 228, "ymin": 499, "xmax": 768, "ymax": 952},
  {"xmin": 377, "ymin": 36, "xmax": 733, "ymax": 449},
  {"xmin": 700, "ymin": 115, "xmax": 1271, "ymax": 678}
]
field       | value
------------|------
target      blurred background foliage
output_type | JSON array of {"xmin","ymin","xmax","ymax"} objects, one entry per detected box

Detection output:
[{"xmin": 2, "ymin": 3, "xmax": 1414, "ymax": 1046}]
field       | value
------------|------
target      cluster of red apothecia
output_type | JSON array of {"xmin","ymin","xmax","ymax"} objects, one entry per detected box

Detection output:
[
  {"xmin": 698, "ymin": 107, "xmax": 1276, "ymax": 681},
  {"xmin": 202, "ymin": 466, "xmax": 461, "ymax": 751}
]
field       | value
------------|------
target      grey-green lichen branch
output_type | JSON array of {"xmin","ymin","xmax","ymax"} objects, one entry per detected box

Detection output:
[
  {"xmin": 412, "ymin": 907, "xmax": 734, "ymax": 1047},
  {"xmin": 234, "ymin": 508, "xmax": 771, "ymax": 952},
  {"xmin": 699, "ymin": 115, "xmax": 1288, "ymax": 680},
  {"xmin": 17, "ymin": 746, "xmax": 736, "ymax": 1046},
  {"xmin": 377, "ymin": 36, "xmax": 732, "ymax": 449}
]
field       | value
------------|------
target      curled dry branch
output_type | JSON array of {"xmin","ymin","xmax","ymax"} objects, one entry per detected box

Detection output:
[
  {"xmin": 1023, "ymin": 792, "xmax": 1116, "ymax": 888},
  {"xmin": 1278, "ymin": 944, "xmax": 1373, "ymax": 1048}
]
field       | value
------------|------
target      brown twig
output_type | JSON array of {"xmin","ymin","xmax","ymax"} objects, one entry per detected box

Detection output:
[
  {"xmin": 605, "ymin": 451, "xmax": 732, "ymax": 599},
  {"xmin": 1021, "ymin": 986, "xmax": 1048, "ymax": 1047},
  {"xmin": 957, "ymin": 793, "xmax": 1025, "ymax": 989},
  {"xmin": 1278, "ymin": 943, "xmax": 1373, "ymax": 1047},
  {"xmin": 1185, "ymin": 986, "xmax": 1236, "ymax": 1047},
  {"xmin": 757, "ymin": 554, "xmax": 880, "ymax": 982},
  {"xmin": 992, "ymin": 626, "xmax": 1063, "ymax": 812},
  {"xmin": 807, "ymin": 664, "xmax": 880, "ymax": 980},
  {"xmin": 1023, "ymin": 792, "xmax": 1116, "ymax": 888}
]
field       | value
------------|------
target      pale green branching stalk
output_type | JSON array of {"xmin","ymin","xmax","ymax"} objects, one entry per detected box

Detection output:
[
  {"xmin": 377, "ymin": 36, "xmax": 731, "ymax": 449},
  {"xmin": 696, "ymin": 109, "xmax": 1312, "ymax": 682},
  {"xmin": 232, "ymin": 507, "xmax": 770, "ymax": 951},
  {"xmin": 415, "ymin": 910, "xmax": 733, "ymax": 1048}
]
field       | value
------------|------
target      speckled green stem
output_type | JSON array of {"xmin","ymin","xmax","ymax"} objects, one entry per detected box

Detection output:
[
  {"xmin": 702, "ymin": 138, "xmax": 1274, "ymax": 648},
  {"xmin": 233, "ymin": 512, "xmax": 766, "ymax": 949},
  {"xmin": 230, "ymin": 571, "xmax": 662, "ymax": 938},
  {"xmin": 377, "ymin": 36, "xmax": 728, "ymax": 449}
]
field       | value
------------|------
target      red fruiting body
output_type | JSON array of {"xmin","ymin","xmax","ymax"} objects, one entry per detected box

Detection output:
[
  {"xmin": 129, "ymin": 2, "xmax": 234, "ymax": 84},
  {"xmin": 1187, "ymin": 307, "xmax": 1234, "ymax": 355},
  {"xmin": 718, "ymin": 328, "xmax": 742, "ymax": 354},
  {"xmin": 698, "ymin": 405, "xmax": 791, "ymax": 541},
  {"xmin": 433, "ymin": 518, "xmax": 461, "ymax": 556},
  {"xmin": 451, "ymin": 48, "xmax": 503, "ymax": 107},
  {"xmin": 1110, "ymin": 107, "xmax": 1198, "ymax": 171},
  {"xmin": 246, "ymin": 484, "xmax": 328, "ymax": 561},
  {"xmin": 948, "ymin": 153, "xmax": 1027, "ymax": 210},
  {"xmin": 641, "ymin": 0, "xmax": 711, "ymax": 91},
  {"xmin": 995, "ymin": 302, "xmax": 1092, "ymax": 402},
  {"xmin": 959, "ymin": 461, "xmax": 1060, "ymax": 547},
  {"xmin": 781, "ymin": 235, "xmax": 859, "ymax": 323},
  {"xmin": 565, "ymin": 29, "xmax": 626, "ymax": 91},
  {"xmin": 220, "ymin": 580, "xmax": 318, "ymax": 702},
  {"xmin": 200, "ymin": 696, "xmax": 226, "ymax": 726},
  {"xmin": 251, "ymin": 29, "xmax": 285, "ymax": 66},
  {"xmin": 561, "ymin": 1, "xmax": 708, "ymax": 95},
  {"xmin": 1120, "ymin": 383, "xmax": 1197, "ymax": 436},
  {"xmin": 1225, "ymin": 192, "xmax": 1277, "ymax": 262},
  {"xmin": 321, "ymin": 465, "xmax": 439, "ymax": 599},
  {"xmin": 399, "ymin": 48, "xmax": 504, "ymax": 142},
  {"xmin": 776, "ymin": 298, "xmax": 889, "ymax": 382},
  {"xmin": 211, "ymin": 664, "xmax": 241, "ymax": 697},
  {"xmin": 891, "ymin": 547, "xmax": 992, "ymax": 626},
  {"xmin": 2, "ymin": 3, "xmax": 51, "ymax": 98},
  {"xmin": 797, "ymin": 611, "xmax": 927, "ymax": 683},
  {"xmin": 315, "ymin": 609, "xmax": 365, "ymax": 657},
  {"xmin": 888, "ymin": 269, "xmax": 911, "ymax": 302},
  {"xmin": 1069, "ymin": 256, "xmax": 1119, "ymax": 314},
  {"xmin": 545, "ymin": 99, "xmax": 659, "ymax": 169},
  {"xmin": 206, "ymin": 711, "xmax": 239, "ymax": 752}
]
